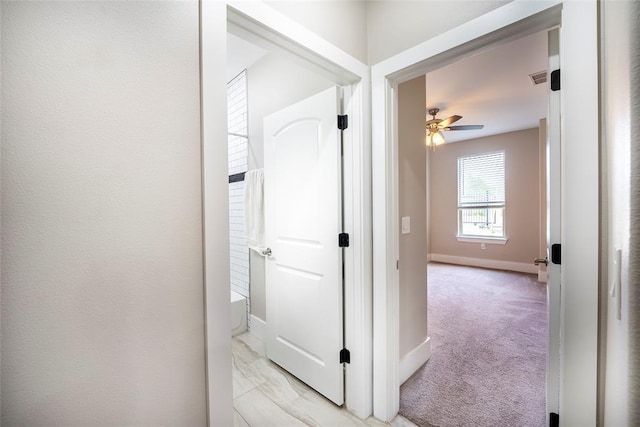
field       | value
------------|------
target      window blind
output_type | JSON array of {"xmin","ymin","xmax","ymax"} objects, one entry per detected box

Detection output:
[
  {"xmin": 457, "ymin": 151, "xmax": 505, "ymax": 207},
  {"xmin": 227, "ymin": 70, "xmax": 248, "ymax": 176}
]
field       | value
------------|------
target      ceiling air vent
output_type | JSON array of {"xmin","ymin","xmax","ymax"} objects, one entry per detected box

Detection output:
[{"xmin": 529, "ymin": 70, "xmax": 547, "ymax": 85}]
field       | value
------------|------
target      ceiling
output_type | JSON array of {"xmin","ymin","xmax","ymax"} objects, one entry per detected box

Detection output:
[
  {"xmin": 227, "ymin": 29, "xmax": 548, "ymax": 144},
  {"xmin": 425, "ymin": 30, "xmax": 548, "ymax": 143}
]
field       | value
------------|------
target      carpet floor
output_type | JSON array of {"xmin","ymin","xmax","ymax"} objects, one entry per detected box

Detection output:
[{"xmin": 399, "ymin": 262, "xmax": 547, "ymax": 427}]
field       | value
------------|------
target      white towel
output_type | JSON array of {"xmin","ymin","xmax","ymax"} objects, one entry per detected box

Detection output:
[{"xmin": 244, "ymin": 169, "xmax": 265, "ymax": 253}]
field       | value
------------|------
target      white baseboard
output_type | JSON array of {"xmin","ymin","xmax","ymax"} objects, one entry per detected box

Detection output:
[
  {"xmin": 429, "ymin": 253, "xmax": 538, "ymax": 274},
  {"xmin": 249, "ymin": 315, "xmax": 266, "ymax": 341},
  {"xmin": 400, "ymin": 337, "xmax": 431, "ymax": 385},
  {"xmin": 538, "ymin": 270, "xmax": 548, "ymax": 283}
]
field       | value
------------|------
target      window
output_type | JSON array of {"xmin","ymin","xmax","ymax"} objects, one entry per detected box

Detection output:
[
  {"xmin": 457, "ymin": 151, "xmax": 505, "ymax": 239},
  {"xmin": 227, "ymin": 71, "xmax": 250, "ymax": 298}
]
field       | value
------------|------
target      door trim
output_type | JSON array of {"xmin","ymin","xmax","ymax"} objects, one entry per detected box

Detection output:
[
  {"xmin": 371, "ymin": 1, "xmax": 600, "ymax": 424},
  {"xmin": 201, "ymin": 1, "xmax": 372, "ymax": 422}
]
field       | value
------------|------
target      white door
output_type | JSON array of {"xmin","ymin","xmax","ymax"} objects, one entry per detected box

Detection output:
[
  {"xmin": 264, "ymin": 86, "xmax": 344, "ymax": 405},
  {"xmin": 545, "ymin": 28, "xmax": 561, "ymax": 424}
]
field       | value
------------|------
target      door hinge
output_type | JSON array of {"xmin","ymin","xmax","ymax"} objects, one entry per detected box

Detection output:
[
  {"xmin": 338, "ymin": 114, "xmax": 348, "ymax": 130},
  {"xmin": 340, "ymin": 348, "xmax": 351, "ymax": 364},
  {"xmin": 550, "ymin": 69, "xmax": 560, "ymax": 91},
  {"xmin": 551, "ymin": 243, "xmax": 561, "ymax": 265},
  {"xmin": 396, "ymin": 260, "xmax": 399, "ymax": 270},
  {"xmin": 339, "ymin": 233, "xmax": 350, "ymax": 248},
  {"xmin": 549, "ymin": 412, "xmax": 559, "ymax": 427}
]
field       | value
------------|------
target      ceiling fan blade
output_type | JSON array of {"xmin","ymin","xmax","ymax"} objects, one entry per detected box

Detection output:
[
  {"xmin": 438, "ymin": 115, "xmax": 462, "ymax": 127},
  {"xmin": 447, "ymin": 125, "xmax": 484, "ymax": 131}
]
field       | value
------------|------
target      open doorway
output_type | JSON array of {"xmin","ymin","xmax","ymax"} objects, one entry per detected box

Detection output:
[
  {"xmin": 370, "ymin": 2, "xmax": 604, "ymax": 423},
  {"xmin": 395, "ymin": 30, "xmax": 550, "ymax": 425},
  {"xmin": 216, "ymin": 5, "xmax": 373, "ymax": 421},
  {"xmin": 226, "ymin": 27, "xmax": 342, "ymax": 402}
]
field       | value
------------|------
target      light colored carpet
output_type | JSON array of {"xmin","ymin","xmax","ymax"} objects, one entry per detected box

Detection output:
[{"xmin": 399, "ymin": 262, "xmax": 547, "ymax": 427}]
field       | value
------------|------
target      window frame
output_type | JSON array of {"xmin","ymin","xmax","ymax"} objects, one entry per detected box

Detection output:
[{"xmin": 456, "ymin": 150, "xmax": 508, "ymax": 243}]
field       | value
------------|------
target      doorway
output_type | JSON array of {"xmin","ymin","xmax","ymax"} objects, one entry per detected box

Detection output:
[
  {"xmin": 371, "ymin": 2, "xmax": 599, "ymax": 424},
  {"xmin": 396, "ymin": 29, "xmax": 550, "ymax": 425},
  {"xmin": 205, "ymin": 3, "xmax": 373, "ymax": 420}
]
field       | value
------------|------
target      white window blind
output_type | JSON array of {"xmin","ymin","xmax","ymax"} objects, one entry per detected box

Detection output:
[
  {"xmin": 458, "ymin": 151, "xmax": 505, "ymax": 208},
  {"xmin": 457, "ymin": 151, "xmax": 506, "ymax": 238}
]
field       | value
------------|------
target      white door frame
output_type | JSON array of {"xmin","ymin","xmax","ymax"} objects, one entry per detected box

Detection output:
[
  {"xmin": 201, "ymin": 1, "xmax": 372, "ymax": 421},
  {"xmin": 371, "ymin": 1, "xmax": 600, "ymax": 424}
]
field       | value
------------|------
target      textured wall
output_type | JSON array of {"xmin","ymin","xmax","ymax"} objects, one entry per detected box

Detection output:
[
  {"xmin": 429, "ymin": 128, "xmax": 540, "ymax": 265},
  {"xmin": 1, "ymin": 2, "xmax": 207, "ymax": 424},
  {"xmin": 398, "ymin": 76, "xmax": 428, "ymax": 359}
]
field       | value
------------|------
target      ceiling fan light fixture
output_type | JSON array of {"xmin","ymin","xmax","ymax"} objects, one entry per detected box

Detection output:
[
  {"xmin": 426, "ymin": 128, "xmax": 445, "ymax": 147},
  {"xmin": 425, "ymin": 131, "xmax": 432, "ymax": 146},
  {"xmin": 424, "ymin": 106, "xmax": 482, "ymax": 149},
  {"xmin": 431, "ymin": 130, "xmax": 445, "ymax": 145}
]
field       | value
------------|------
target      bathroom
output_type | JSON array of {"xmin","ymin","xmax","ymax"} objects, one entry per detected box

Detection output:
[{"xmin": 226, "ymin": 32, "xmax": 336, "ymax": 340}]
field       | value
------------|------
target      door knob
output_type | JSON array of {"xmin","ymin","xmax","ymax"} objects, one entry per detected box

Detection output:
[
  {"xmin": 262, "ymin": 248, "xmax": 272, "ymax": 257},
  {"xmin": 534, "ymin": 257, "xmax": 548, "ymax": 266}
]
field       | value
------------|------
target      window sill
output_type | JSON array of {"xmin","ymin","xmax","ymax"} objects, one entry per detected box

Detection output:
[{"xmin": 456, "ymin": 236, "xmax": 508, "ymax": 245}]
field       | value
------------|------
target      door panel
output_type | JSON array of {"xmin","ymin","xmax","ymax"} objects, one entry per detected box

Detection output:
[{"xmin": 264, "ymin": 86, "xmax": 344, "ymax": 405}]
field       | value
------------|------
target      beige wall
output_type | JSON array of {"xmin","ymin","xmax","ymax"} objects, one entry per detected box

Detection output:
[
  {"xmin": 265, "ymin": 0, "xmax": 367, "ymax": 64},
  {"xmin": 429, "ymin": 128, "xmax": 540, "ymax": 265},
  {"xmin": 246, "ymin": 52, "xmax": 334, "ymax": 321},
  {"xmin": 538, "ymin": 119, "xmax": 547, "ymax": 275},
  {"xmin": 398, "ymin": 76, "xmax": 428, "ymax": 359},
  {"xmin": 366, "ymin": 0, "xmax": 510, "ymax": 64},
  {"xmin": 1, "ymin": 2, "xmax": 207, "ymax": 424}
]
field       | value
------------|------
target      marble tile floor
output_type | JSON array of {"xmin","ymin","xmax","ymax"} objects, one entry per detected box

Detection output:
[{"xmin": 232, "ymin": 333, "xmax": 417, "ymax": 427}]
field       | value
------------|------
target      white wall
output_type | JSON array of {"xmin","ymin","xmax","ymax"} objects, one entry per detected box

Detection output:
[
  {"xmin": 202, "ymin": 2, "xmax": 234, "ymax": 425},
  {"xmin": 559, "ymin": 2, "xmax": 600, "ymax": 423},
  {"xmin": 366, "ymin": 0, "xmax": 511, "ymax": 64},
  {"xmin": 264, "ymin": 0, "xmax": 367, "ymax": 64},
  {"xmin": 601, "ymin": 0, "xmax": 636, "ymax": 425},
  {"xmin": 246, "ymin": 52, "xmax": 334, "ymax": 321},
  {"xmin": 1, "ymin": 2, "xmax": 207, "ymax": 424},
  {"xmin": 265, "ymin": 0, "xmax": 512, "ymax": 65},
  {"xmin": 630, "ymin": 2, "xmax": 640, "ymax": 422}
]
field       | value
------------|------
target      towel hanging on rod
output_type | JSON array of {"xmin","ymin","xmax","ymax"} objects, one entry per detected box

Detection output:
[{"xmin": 244, "ymin": 169, "xmax": 265, "ymax": 253}]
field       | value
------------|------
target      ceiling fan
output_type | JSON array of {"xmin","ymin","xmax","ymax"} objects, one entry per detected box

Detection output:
[{"xmin": 425, "ymin": 107, "xmax": 484, "ymax": 148}]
